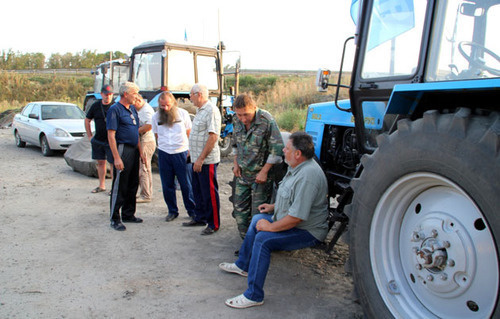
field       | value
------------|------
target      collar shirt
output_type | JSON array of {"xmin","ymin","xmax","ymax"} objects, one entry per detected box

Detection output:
[
  {"xmin": 137, "ymin": 102, "xmax": 156, "ymax": 143},
  {"xmin": 273, "ymin": 159, "xmax": 329, "ymax": 241},
  {"xmin": 233, "ymin": 108, "xmax": 284, "ymax": 180},
  {"xmin": 189, "ymin": 100, "xmax": 221, "ymax": 164},
  {"xmin": 106, "ymin": 102, "xmax": 140, "ymax": 146},
  {"xmin": 152, "ymin": 108, "xmax": 191, "ymax": 154}
]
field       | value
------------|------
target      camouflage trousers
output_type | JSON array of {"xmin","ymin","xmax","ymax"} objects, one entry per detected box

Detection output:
[{"xmin": 233, "ymin": 176, "xmax": 273, "ymax": 239}]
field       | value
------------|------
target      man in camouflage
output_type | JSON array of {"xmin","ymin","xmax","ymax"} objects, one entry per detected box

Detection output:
[{"xmin": 232, "ymin": 93, "xmax": 284, "ymax": 238}]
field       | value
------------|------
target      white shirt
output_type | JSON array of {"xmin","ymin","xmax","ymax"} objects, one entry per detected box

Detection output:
[
  {"xmin": 136, "ymin": 102, "xmax": 156, "ymax": 143},
  {"xmin": 152, "ymin": 108, "xmax": 192, "ymax": 154}
]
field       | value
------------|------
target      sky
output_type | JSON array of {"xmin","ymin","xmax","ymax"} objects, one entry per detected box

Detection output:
[{"xmin": 1, "ymin": 0, "xmax": 356, "ymax": 70}]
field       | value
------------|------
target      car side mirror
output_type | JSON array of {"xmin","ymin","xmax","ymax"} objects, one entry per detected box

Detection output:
[{"xmin": 29, "ymin": 113, "xmax": 39, "ymax": 119}]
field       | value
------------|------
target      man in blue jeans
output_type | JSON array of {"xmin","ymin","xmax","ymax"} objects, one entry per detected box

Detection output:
[{"xmin": 219, "ymin": 132, "xmax": 329, "ymax": 308}]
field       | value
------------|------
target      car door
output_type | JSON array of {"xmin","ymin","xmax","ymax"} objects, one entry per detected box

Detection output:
[
  {"xmin": 15, "ymin": 103, "xmax": 33, "ymax": 141},
  {"xmin": 24, "ymin": 103, "xmax": 42, "ymax": 143}
]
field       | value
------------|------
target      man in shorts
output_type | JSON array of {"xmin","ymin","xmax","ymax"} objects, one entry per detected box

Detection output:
[{"xmin": 85, "ymin": 85, "xmax": 114, "ymax": 193}]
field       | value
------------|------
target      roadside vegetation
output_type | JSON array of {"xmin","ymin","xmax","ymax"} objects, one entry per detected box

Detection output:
[
  {"xmin": 1, "ymin": 70, "xmax": 350, "ymax": 132},
  {"xmin": 237, "ymin": 74, "xmax": 350, "ymax": 131}
]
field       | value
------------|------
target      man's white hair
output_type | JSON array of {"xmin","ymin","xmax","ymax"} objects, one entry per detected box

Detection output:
[
  {"xmin": 119, "ymin": 82, "xmax": 140, "ymax": 97},
  {"xmin": 191, "ymin": 83, "xmax": 209, "ymax": 99}
]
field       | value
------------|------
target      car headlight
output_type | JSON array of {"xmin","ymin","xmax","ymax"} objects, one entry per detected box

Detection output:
[{"xmin": 54, "ymin": 128, "xmax": 70, "ymax": 137}]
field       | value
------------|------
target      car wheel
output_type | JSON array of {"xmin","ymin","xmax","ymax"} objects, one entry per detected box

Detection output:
[
  {"xmin": 40, "ymin": 135, "xmax": 54, "ymax": 156},
  {"xmin": 15, "ymin": 130, "xmax": 26, "ymax": 148}
]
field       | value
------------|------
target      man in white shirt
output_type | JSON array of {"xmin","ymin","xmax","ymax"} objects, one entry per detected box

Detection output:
[
  {"xmin": 152, "ymin": 91, "xmax": 196, "ymax": 221},
  {"xmin": 135, "ymin": 95, "xmax": 156, "ymax": 203}
]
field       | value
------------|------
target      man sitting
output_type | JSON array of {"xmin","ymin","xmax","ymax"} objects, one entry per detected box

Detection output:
[{"xmin": 219, "ymin": 131, "xmax": 329, "ymax": 308}]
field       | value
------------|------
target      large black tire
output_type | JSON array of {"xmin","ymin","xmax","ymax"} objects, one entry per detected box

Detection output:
[
  {"xmin": 347, "ymin": 109, "xmax": 499, "ymax": 318},
  {"xmin": 40, "ymin": 135, "xmax": 54, "ymax": 156},
  {"xmin": 219, "ymin": 133, "xmax": 233, "ymax": 157}
]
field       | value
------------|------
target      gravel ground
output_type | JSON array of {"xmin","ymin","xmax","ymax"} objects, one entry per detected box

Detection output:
[{"xmin": 0, "ymin": 127, "xmax": 363, "ymax": 318}]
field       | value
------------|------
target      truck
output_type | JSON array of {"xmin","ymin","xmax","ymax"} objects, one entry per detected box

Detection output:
[
  {"xmin": 306, "ymin": 0, "xmax": 499, "ymax": 318},
  {"xmin": 129, "ymin": 40, "xmax": 240, "ymax": 156},
  {"xmin": 83, "ymin": 58, "xmax": 130, "ymax": 112}
]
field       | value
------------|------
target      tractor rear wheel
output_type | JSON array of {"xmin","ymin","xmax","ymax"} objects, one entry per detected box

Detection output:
[{"xmin": 348, "ymin": 109, "xmax": 499, "ymax": 318}]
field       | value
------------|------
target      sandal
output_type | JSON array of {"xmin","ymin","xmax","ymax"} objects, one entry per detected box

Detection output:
[
  {"xmin": 91, "ymin": 187, "xmax": 106, "ymax": 193},
  {"xmin": 225, "ymin": 294, "xmax": 264, "ymax": 309}
]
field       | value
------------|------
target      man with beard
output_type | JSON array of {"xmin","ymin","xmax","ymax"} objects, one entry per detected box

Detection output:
[{"xmin": 152, "ymin": 91, "xmax": 196, "ymax": 222}]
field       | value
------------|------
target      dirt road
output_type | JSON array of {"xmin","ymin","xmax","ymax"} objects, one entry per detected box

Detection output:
[{"xmin": 0, "ymin": 128, "xmax": 362, "ymax": 318}]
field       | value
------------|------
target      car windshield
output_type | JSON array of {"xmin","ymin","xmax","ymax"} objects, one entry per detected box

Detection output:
[{"xmin": 41, "ymin": 105, "xmax": 85, "ymax": 120}]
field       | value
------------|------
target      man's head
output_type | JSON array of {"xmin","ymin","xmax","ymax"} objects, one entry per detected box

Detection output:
[
  {"xmin": 158, "ymin": 91, "xmax": 178, "ymax": 126},
  {"xmin": 190, "ymin": 83, "xmax": 209, "ymax": 108},
  {"xmin": 283, "ymin": 132, "xmax": 315, "ymax": 167},
  {"xmin": 233, "ymin": 93, "xmax": 257, "ymax": 128},
  {"xmin": 134, "ymin": 95, "xmax": 146, "ymax": 110},
  {"xmin": 101, "ymin": 84, "xmax": 114, "ymax": 105},
  {"xmin": 119, "ymin": 82, "xmax": 140, "ymax": 106}
]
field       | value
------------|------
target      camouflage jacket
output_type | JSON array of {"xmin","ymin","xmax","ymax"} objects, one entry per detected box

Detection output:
[{"xmin": 234, "ymin": 108, "xmax": 284, "ymax": 180}]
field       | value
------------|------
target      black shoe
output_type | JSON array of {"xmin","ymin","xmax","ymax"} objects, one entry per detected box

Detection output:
[
  {"xmin": 122, "ymin": 217, "xmax": 143, "ymax": 223},
  {"xmin": 201, "ymin": 226, "xmax": 216, "ymax": 235},
  {"xmin": 182, "ymin": 219, "xmax": 206, "ymax": 227},
  {"xmin": 165, "ymin": 214, "xmax": 178, "ymax": 222},
  {"xmin": 110, "ymin": 221, "xmax": 126, "ymax": 231}
]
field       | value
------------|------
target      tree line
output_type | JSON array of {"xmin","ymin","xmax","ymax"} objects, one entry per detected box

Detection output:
[{"xmin": 0, "ymin": 49, "xmax": 127, "ymax": 70}]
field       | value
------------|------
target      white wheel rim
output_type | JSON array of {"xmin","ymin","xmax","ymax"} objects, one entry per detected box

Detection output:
[{"xmin": 370, "ymin": 172, "xmax": 498, "ymax": 318}]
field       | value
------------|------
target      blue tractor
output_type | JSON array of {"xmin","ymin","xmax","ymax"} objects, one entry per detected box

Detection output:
[
  {"xmin": 83, "ymin": 59, "xmax": 130, "ymax": 112},
  {"xmin": 306, "ymin": 0, "xmax": 499, "ymax": 317}
]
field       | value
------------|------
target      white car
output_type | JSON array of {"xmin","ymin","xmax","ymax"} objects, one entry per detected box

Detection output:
[{"xmin": 12, "ymin": 101, "xmax": 90, "ymax": 156}]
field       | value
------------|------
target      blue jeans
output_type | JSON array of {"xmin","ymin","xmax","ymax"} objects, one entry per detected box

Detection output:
[
  {"xmin": 235, "ymin": 214, "xmax": 320, "ymax": 302},
  {"xmin": 158, "ymin": 150, "xmax": 195, "ymax": 217}
]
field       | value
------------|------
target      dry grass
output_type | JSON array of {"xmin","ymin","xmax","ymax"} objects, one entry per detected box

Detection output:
[{"xmin": 248, "ymin": 74, "xmax": 350, "ymax": 131}]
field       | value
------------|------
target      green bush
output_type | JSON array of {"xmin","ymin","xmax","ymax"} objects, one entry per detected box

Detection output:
[
  {"xmin": 275, "ymin": 108, "xmax": 307, "ymax": 132},
  {"xmin": 239, "ymin": 75, "xmax": 278, "ymax": 96}
]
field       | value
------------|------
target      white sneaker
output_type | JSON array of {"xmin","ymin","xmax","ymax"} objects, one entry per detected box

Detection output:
[
  {"xmin": 225, "ymin": 294, "xmax": 264, "ymax": 309},
  {"xmin": 219, "ymin": 262, "xmax": 248, "ymax": 277}
]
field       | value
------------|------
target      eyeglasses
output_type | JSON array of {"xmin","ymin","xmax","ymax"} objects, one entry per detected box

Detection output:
[
  {"xmin": 130, "ymin": 113, "xmax": 137, "ymax": 125},
  {"xmin": 190, "ymin": 92, "xmax": 199, "ymax": 97}
]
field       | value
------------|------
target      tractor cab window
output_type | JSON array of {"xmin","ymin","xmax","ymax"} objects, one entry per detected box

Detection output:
[
  {"xmin": 93, "ymin": 68, "xmax": 104, "ymax": 93},
  {"xmin": 426, "ymin": 0, "xmax": 500, "ymax": 81},
  {"xmin": 196, "ymin": 55, "xmax": 218, "ymax": 91},
  {"xmin": 167, "ymin": 50, "xmax": 195, "ymax": 91},
  {"xmin": 133, "ymin": 51, "xmax": 162, "ymax": 91},
  {"xmin": 111, "ymin": 64, "xmax": 129, "ymax": 93},
  {"xmin": 361, "ymin": 0, "xmax": 427, "ymax": 79}
]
